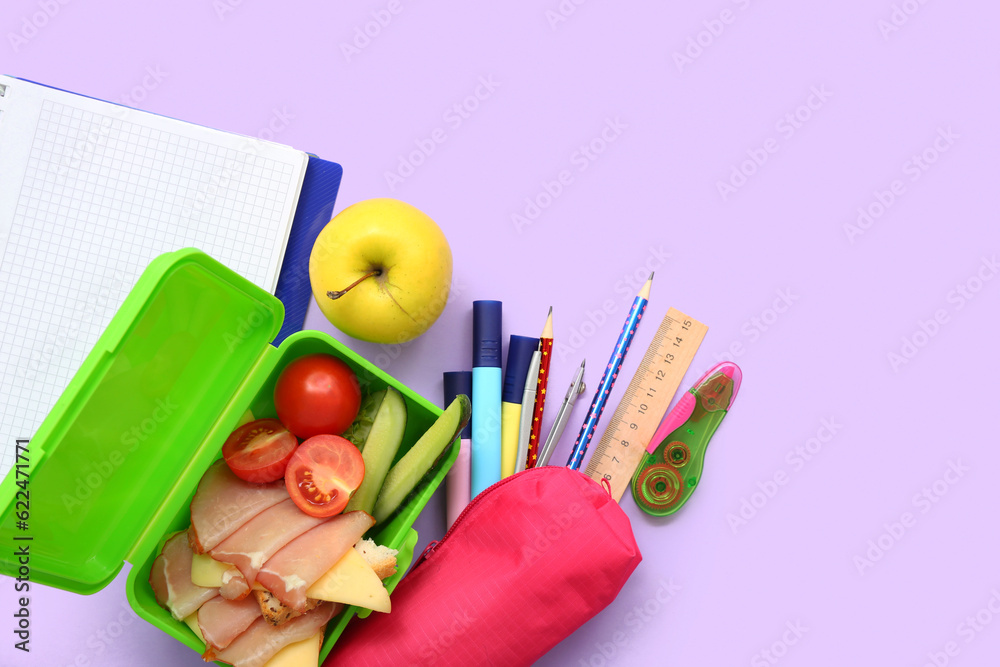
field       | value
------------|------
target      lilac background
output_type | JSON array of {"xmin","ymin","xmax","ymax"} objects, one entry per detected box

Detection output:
[{"xmin": 3, "ymin": 0, "xmax": 1000, "ymax": 665}]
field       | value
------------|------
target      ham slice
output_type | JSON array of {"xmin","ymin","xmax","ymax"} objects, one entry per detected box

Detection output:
[
  {"xmin": 220, "ymin": 569, "xmax": 252, "ymax": 601},
  {"xmin": 149, "ymin": 531, "xmax": 218, "ymax": 620},
  {"xmin": 198, "ymin": 595, "xmax": 262, "ymax": 654},
  {"xmin": 189, "ymin": 460, "xmax": 288, "ymax": 553},
  {"xmin": 207, "ymin": 603, "xmax": 338, "ymax": 667},
  {"xmin": 257, "ymin": 511, "xmax": 375, "ymax": 612},
  {"xmin": 210, "ymin": 498, "xmax": 328, "ymax": 588}
]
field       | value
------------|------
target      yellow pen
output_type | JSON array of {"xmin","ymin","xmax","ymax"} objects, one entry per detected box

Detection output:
[{"xmin": 500, "ymin": 335, "xmax": 538, "ymax": 478}]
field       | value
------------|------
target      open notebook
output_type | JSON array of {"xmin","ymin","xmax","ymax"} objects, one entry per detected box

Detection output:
[{"xmin": 0, "ymin": 76, "xmax": 310, "ymax": 478}]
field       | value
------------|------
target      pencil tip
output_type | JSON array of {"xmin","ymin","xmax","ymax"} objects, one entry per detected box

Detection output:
[
  {"xmin": 637, "ymin": 273, "xmax": 653, "ymax": 300},
  {"xmin": 541, "ymin": 306, "xmax": 554, "ymax": 338},
  {"xmin": 649, "ymin": 272, "xmax": 655, "ymax": 281}
]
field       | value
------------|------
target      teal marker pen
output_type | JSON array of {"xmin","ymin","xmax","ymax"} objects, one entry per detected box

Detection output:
[{"xmin": 471, "ymin": 300, "xmax": 502, "ymax": 497}]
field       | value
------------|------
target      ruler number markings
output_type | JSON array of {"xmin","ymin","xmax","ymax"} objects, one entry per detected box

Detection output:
[{"xmin": 586, "ymin": 308, "xmax": 708, "ymax": 501}]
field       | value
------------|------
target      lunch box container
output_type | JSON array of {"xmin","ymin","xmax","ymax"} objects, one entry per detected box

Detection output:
[{"xmin": 0, "ymin": 248, "xmax": 458, "ymax": 663}]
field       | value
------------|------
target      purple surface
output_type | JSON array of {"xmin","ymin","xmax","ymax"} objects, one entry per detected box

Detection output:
[{"xmin": 2, "ymin": 1, "xmax": 999, "ymax": 665}]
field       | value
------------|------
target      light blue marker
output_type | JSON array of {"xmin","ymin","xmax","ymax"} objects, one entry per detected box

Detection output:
[{"xmin": 471, "ymin": 300, "xmax": 502, "ymax": 497}]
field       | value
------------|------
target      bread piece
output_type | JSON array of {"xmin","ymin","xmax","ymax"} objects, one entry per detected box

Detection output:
[
  {"xmin": 254, "ymin": 539, "xmax": 398, "ymax": 625},
  {"xmin": 253, "ymin": 589, "xmax": 321, "ymax": 626},
  {"xmin": 354, "ymin": 538, "xmax": 398, "ymax": 580}
]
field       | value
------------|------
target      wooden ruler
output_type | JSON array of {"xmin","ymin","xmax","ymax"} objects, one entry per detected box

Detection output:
[{"xmin": 585, "ymin": 308, "xmax": 708, "ymax": 501}]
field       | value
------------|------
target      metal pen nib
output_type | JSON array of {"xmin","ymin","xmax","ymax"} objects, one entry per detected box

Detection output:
[{"xmin": 536, "ymin": 359, "xmax": 586, "ymax": 467}]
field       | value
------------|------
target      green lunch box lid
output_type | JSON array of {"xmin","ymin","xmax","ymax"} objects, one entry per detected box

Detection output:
[{"xmin": 0, "ymin": 248, "xmax": 285, "ymax": 594}]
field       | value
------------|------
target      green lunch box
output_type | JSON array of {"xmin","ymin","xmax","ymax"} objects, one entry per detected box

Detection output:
[{"xmin": 0, "ymin": 248, "xmax": 458, "ymax": 663}]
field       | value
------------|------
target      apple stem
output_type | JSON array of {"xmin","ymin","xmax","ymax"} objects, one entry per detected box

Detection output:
[{"xmin": 326, "ymin": 269, "xmax": 382, "ymax": 300}]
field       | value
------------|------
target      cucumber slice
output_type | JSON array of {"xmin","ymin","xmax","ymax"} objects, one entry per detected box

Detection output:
[
  {"xmin": 345, "ymin": 387, "xmax": 407, "ymax": 515},
  {"xmin": 373, "ymin": 394, "xmax": 471, "ymax": 524},
  {"xmin": 342, "ymin": 389, "xmax": 388, "ymax": 449}
]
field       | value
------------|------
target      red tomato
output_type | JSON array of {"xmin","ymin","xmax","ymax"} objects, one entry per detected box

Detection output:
[
  {"xmin": 285, "ymin": 435, "xmax": 365, "ymax": 517},
  {"xmin": 222, "ymin": 419, "xmax": 298, "ymax": 483},
  {"xmin": 274, "ymin": 354, "xmax": 362, "ymax": 439}
]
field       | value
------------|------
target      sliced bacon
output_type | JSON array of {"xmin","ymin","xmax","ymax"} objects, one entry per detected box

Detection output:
[
  {"xmin": 149, "ymin": 531, "xmax": 218, "ymax": 621},
  {"xmin": 189, "ymin": 460, "xmax": 288, "ymax": 553},
  {"xmin": 207, "ymin": 603, "xmax": 338, "ymax": 667},
  {"xmin": 257, "ymin": 511, "xmax": 375, "ymax": 612},
  {"xmin": 197, "ymin": 595, "xmax": 262, "ymax": 653},
  {"xmin": 210, "ymin": 498, "xmax": 328, "ymax": 588}
]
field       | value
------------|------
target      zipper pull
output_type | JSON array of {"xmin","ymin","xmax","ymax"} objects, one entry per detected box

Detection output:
[{"xmin": 413, "ymin": 540, "xmax": 440, "ymax": 569}]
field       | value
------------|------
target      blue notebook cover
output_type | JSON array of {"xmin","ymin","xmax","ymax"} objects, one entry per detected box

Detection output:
[{"xmin": 273, "ymin": 156, "xmax": 343, "ymax": 344}]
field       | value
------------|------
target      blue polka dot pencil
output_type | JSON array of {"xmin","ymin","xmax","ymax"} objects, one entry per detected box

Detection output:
[{"xmin": 566, "ymin": 274, "xmax": 652, "ymax": 471}]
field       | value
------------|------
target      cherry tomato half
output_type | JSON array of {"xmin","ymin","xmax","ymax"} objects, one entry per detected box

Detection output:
[
  {"xmin": 222, "ymin": 419, "xmax": 298, "ymax": 483},
  {"xmin": 274, "ymin": 354, "xmax": 362, "ymax": 439},
  {"xmin": 285, "ymin": 435, "xmax": 365, "ymax": 517}
]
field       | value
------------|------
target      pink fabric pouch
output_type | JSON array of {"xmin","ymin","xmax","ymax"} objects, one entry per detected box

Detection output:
[{"xmin": 324, "ymin": 466, "xmax": 641, "ymax": 667}]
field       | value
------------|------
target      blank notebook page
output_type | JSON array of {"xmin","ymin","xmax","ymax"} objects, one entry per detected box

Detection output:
[{"xmin": 0, "ymin": 76, "xmax": 309, "ymax": 478}]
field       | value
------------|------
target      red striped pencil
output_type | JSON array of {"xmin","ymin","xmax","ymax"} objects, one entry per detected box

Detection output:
[{"xmin": 526, "ymin": 307, "xmax": 553, "ymax": 468}]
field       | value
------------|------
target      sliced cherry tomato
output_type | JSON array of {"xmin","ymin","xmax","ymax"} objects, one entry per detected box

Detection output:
[
  {"xmin": 222, "ymin": 419, "xmax": 298, "ymax": 483},
  {"xmin": 274, "ymin": 354, "xmax": 362, "ymax": 439},
  {"xmin": 285, "ymin": 435, "xmax": 365, "ymax": 517}
]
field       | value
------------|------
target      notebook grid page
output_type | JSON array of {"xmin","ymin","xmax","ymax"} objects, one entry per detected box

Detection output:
[{"xmin": 0, "ymin": 98, "xmax": 296, "ymax": 478}]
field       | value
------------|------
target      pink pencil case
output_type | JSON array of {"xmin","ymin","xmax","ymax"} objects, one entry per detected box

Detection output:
[{"xmin": 324, "ymin": 466, "xmax": 641, "ymax": 666}]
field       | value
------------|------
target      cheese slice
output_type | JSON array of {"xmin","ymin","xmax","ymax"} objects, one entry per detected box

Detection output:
[
  {"xmin": 263, "ymin": 632, "xmax": 321, "ymax": 667},
  {"xmin": 182, "ymin": 613, "xmax": 205, "ymax": 643},
  {"xmin": 183, "ymin": 615, "xmax": 321, "ymax": 667},
  {"xmin": 190, "ymin": 544, "xmax": 391, "ymax": 612},
  {"xmin": 191, "ymin": 552, "xmax": 238, "ymax": 588},
  {"xmin": 306, "ymin": 548, "xmax": 390, "ymax": 613}
]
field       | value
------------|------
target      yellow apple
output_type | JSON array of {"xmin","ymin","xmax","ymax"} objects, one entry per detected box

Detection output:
[{"xmin": 309, "ymin": 198, "xmax": 452, "ymax": 344}]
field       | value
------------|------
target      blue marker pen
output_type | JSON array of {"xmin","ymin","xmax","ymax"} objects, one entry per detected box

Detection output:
[{"xmin": 471, "ymin": 300, "xmax": 502, "ymax": 497}]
